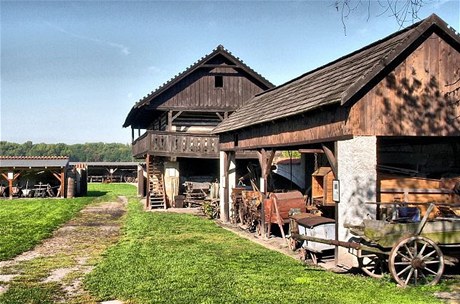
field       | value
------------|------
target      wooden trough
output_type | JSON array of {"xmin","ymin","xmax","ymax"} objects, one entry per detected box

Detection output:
[{"xmin": 264, "ymin": 191, "xmax": 307, "ymax": 239}]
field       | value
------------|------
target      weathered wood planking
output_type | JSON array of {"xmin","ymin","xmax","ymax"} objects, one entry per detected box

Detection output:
[{"xmin": 348, "ymin": 33, "xmax": 460, "ymax": 137}]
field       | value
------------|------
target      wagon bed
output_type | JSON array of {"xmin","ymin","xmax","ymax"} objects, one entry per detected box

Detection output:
[{"xmin": 291, "ymin": 203, "xmax": 460, "ymax": 287}]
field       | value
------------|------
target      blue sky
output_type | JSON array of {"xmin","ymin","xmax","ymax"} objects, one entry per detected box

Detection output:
[{"xmin": 1, "ymin": 0, "xmax": 459, "ymax": 144}]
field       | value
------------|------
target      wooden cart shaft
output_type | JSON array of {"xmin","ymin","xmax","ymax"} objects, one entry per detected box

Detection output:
[{"xmin": 291, "ymin": 233, "xmax": 388, "ymax": 255}]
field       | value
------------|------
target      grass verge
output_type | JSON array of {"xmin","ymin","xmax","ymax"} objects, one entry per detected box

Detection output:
[
  {"xmin": 0, "ymin": 196, "xmax": 95, "ymax": 261},
  {"xmin": 0, "ymin": 183, "xmax": 136, "ymax": 304},
  {"xmin": 0, "ymin": 183, "xmax": 138, "ymax": 261},
  {"xmin": 84, "ymin": 201, "xmax": 447, "ymax": 304}
]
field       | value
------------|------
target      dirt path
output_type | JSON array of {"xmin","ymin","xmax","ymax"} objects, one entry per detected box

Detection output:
[{"xmin": 0, "ymin": 196, "xmax": 128, "ymax": 303}]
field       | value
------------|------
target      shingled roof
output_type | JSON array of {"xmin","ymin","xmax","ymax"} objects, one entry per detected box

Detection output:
[
  {"xmin": 0, "ymin": 156, "xmax": 69, "ymax": 168},
  {"xmin": 123, "ymin": 45, "xmax": 274, "ymax": 128},
  {"xmin": 213, "ymin": 14, "xmax": 460, "ymax": 134}
]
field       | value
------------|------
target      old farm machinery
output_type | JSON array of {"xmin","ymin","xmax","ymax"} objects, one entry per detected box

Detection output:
[{"xmin": 291, "ymin": 202, "xmax": 460, "ymax": 287}]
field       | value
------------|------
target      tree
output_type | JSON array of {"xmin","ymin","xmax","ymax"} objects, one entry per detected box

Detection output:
[
  {"xmin": 0, "ymin": 142, "xmax": 134, "ymax": 162},
  {"xmin": 335, "ymin": 0, "xmax": 431, "ymax": 34}
]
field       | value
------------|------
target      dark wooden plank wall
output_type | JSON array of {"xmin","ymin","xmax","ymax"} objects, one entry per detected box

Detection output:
[
  {"xmin": 155, "ymin": 67, "xmax": 265, "ymax": 111},
  {"xmin": 348, "ymin": 32, "xmax": 460, "ymax": 136},
  {"xmin": 220, "ymin": 106, "xmax": 349, "ymax": 150}
]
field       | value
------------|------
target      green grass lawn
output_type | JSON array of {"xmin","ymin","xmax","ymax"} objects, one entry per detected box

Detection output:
[
  {"xmin": 0, "ymin": 184, "xmax": 453, "ymax": 303},
  {"xmin": 0, "ymin": 183, "xmax": 136, "ymax": 261},
  {"xmin": 84, "ymin": 200, "xmax": 447, "ymax": 304}
]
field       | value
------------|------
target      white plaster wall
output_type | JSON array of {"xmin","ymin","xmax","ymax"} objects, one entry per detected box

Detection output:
[
  {"xmin": 219, "ymin": 151, "xmax": 226, "ymax": 220},
  {"xmin": 337, "ymin": 136, "xmax": 377, "ymax": 266},
  {"xmin": 219, "ymin": 151, "xmax": 236, "ymax": 222},
  {"xmin": 164, "ymin": 161, "xmax": 180, "ymax": 205}
]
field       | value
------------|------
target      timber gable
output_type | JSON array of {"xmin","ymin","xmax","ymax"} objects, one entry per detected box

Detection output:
[{"xmin": 123, "ymin": 45, "xmax": 274, "ymax": 129}]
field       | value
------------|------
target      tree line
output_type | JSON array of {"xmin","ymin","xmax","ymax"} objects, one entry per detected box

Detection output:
[{"xmin": 0, "ymin": 141, "xmax": 133, "ymax": 162}]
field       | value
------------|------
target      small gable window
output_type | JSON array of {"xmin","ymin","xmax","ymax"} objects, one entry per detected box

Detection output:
[{"xmin": 215, "ymin": 75, "xmax": 223, "ymax": 88}]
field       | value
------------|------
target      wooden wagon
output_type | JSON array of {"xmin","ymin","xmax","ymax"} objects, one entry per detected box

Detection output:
[{"xmin": 291, "ymin": 203, "xmax": 460, "ymax": 287}]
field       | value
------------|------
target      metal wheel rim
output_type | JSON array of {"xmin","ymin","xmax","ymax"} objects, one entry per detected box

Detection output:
[
  {"xmin": 388, "ymin": 236, "xmax": 444, "ymax": 287},
  {"xmin": 358, "ymin": 254, "xmax": 386, "ymax": 279}
]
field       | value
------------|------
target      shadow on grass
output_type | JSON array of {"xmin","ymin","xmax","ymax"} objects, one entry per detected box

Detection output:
[{"xmin": 86, "ymin": 191, "xmax": 108, "ymax": 198}]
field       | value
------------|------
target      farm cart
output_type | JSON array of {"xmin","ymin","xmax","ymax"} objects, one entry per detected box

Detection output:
[{"xmin": 291, "ymin": 203, "xmax": 460, "ymax": 287}]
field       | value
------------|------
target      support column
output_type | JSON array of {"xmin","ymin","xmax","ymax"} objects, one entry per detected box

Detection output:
[
  {"xmin": 164, "ymin": 161, "xmax": 179, "ymax": 206},
  {"xmin": 52, "ymin": 170, "xmax": 65, "ymax": 198},
  {"xmin": 219, "ymin": 151, "xmax": 235, "ymax": 222},
  {"xmin": 228, "ymin": 153, "xmax": 236, "ymax": 221},
  {"xmin": 219, "ymin": 151, "xmax": 227, "ymax": 221},
  {"xmin": 145, "ymin": 154, "xmax": 151, "ymax": 209},
  {"xmin": 137, "ymin": 164, "xmax": 144, "ymax": 197},
  {"xmin": 336, "ymin": 136, "xmax": 377, "ymax": 266},
  {"xmin": 2, "ymin": 172, "xmax": 20, "ymax": 200},
  {"xmin": 257, "ymin": 148, "xmax": 276, "ymax": 237},
  {"xmin": 167, "ymin": 110, "xmax": 173, "ymax": 131}
]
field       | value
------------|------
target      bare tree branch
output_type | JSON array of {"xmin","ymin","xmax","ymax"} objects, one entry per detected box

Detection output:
[{"xmin": 335, "ymin": 0, "xmax": 433, "ymax": 33}]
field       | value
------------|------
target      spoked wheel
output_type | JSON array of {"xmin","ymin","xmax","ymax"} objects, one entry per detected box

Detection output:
[
  {"xmin": 389, "ymin": 236, "xmax": 444, "ymax": 287},
  {"xmin": 358, "ymin": 253, "xmax": 387, "ymax": 279}
]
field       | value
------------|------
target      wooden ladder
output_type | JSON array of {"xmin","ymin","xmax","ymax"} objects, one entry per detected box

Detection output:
[{"xmin": 148, "ymin": 161, "xmax": 166, "ymax": 209}]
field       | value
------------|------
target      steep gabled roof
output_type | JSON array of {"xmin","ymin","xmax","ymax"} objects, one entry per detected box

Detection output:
[
  {"xmin": 123, "ymin": 45, "xmax": 274, "ymax": 128},
  {"xmin": 213, "ymin": 14, "xmax": 460, "ymax": 134}
]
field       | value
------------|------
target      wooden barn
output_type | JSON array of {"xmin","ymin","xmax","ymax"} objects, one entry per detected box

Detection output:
[
  {"xmin": 123, "ymin": 45, "xmax": 274, "ymax": 208},
  {"xmin": 213, "ymin": 14, "xmax": 460, "ymax": 265}
]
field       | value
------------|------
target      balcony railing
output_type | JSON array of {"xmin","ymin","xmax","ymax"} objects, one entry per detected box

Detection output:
[{"xmin": 132, "ymin": 131, "xmax": 219, "ymax": 158}]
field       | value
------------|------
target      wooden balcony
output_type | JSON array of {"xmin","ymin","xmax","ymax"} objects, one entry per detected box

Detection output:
[{"xmin": 132, "ymin": 131, "xmax": 220, "ymax": 159}]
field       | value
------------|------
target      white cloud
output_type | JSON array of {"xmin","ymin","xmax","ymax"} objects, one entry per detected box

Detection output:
[
  {"xmin": 44, "ymin": 21, "xmax": 130, "ymax": 55},
  {"xmin": 148, "ymin": 65, "xmax": 161, "ymax": 73}
]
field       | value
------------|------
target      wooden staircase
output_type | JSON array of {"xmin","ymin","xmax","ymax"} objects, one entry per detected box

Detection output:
[{"xmin": 148, "ymin": 161, "xmax": 166, "ymax": 209}]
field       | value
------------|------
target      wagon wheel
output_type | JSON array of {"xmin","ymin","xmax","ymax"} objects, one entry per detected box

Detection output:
[
  {"xmin": 358, "ymin": 253, "xmax": 387, "ymax": 279},
  {"xmin": 388, "ymin": 236, "xmax": 444, "ymax": 287}
]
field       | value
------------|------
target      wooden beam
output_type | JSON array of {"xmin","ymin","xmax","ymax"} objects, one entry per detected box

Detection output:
[
  {"xmin": 222, "ymin": 151, "xmax": 232, "ymax": 222},
  {"xmin": 2, "ymin": 172, "xmax": 20, "ymax": 200},
  {"xmin": 322, "ymin": 144, "xmax": 337, "ymax": 178},
  {"xmin": 216, "ymin": 112, "xmax": 224, "ymax": 121},
  {"xmin": 257, "ymin": 149, "xmax": 276, "ymax": 179},
  {"xmin": 256, "ymin": 149, "xmax": 275, "ymax": 239},
  {"xmin": 200, "ymin": 64, "xmax": 240, "ymax": 69},
  {"xmin": 167, "ymin": 111, "xmax": 173, "ymax": 132},
  {"xmin": 52, "ymin": 171, "xmax": 65, "ymax": 198},
  {"xmin": 172, "ymin": 111, "xmax": 183, "ymax": 121},
  {"xmin": 299, "ymin": 149, "xmax": 324, "ymax": 154},
  {"xmin": 146, "ymin": 154, "xmax": 151, "ymax": 209}
]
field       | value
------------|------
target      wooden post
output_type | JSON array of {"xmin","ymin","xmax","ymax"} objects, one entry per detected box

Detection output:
[
  {"xmin": 322, "ymin": 144, "xmax": 337, "ymax": 178},
  {"xmin": 146, "ymin": 154, "xmax": 151, "ymax": 209},
  {"xmin": 7, "ymin": 178, "xmax": 13, "ymax": 200},
  {"xmin": 137, "ymin": 164, "xmax": 144, "ymax": 197},
  {"xmin": 257, "ymin": 148, "xmax": 276, "ymax": 238},
  {"xmin": 167, "ymin": 110, "xmax": 173, "ymax": 132},
  {"xmin": 52, "ymin": 170, "xmax": 65, "ymax": 198},
  {"xmin": 223, "ymin": 151, "xmax": 231, "ymax": 222},
  {"xmin": 2, "ymin": 172, "xmax": 20, "ymax": 200}
]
